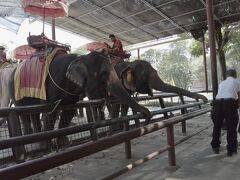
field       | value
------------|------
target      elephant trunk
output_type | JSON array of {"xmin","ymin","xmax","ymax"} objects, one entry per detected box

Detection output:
[
  {"xmin": 149, "ymin": 72, "xmax": 208, "ymax": 103},
  {"xmin": 108, "ymin": 68, "xmax": 151, "ymax": 119}
]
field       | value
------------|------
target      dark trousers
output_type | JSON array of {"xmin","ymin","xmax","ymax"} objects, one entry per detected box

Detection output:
[{"xmin": 211, "ymin": 99, "xmax": 239, "ymax": 152}]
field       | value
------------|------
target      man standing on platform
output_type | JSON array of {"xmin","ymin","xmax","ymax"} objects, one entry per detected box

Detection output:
[{"xmin": 211, "ymin": 68, "xmax": 240, "ymax": 156}]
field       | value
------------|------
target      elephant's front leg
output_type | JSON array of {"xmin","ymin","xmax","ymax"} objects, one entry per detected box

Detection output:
[
  {"xmin": 57, "ymin": 109, "xmax": 77, "ymax": 146},
  {"xmin": 20, "ymin": 114, "xmax": 33, "ymax": 135},
  {"xmin": 41, "ymin": 112, "xmax": 59, "ymax": 149},
  {"xmin": 30, "ymin": 113, "xmax": 41, "ymax": 133},
  {"xmin": 110, "ymin": 104, "xmax": 123, "ymax": 133},
  {"xmin": 42, "ymin": 112, "xmax": 58, "ymax": 131}
]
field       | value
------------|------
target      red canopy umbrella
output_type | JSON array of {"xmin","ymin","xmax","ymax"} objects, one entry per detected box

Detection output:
[
  {"xmin": 14, "ymin": 45, "xmax": 36, "ymax": 61},
  {"xmin": 21, "ymin": 0, "xmax": 68, "ymax": 18},
  {"xmin": 86, "ymin": 42, "xmax": 108, "ymax": 52}
]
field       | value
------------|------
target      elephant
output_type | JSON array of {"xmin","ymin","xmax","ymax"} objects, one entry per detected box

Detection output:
[
  {"xmin": 8, "ymin": 50, "xmax": 151, "ymax": 144},
  {"xmin": 109, "ymin": 60, "xmax": 208, "ymax": 120},
  {"xmin": 0, "ymin": 62, "xmax": 16, "ymax": 126}
]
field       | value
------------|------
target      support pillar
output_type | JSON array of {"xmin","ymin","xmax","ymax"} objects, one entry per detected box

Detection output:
[
  {"xmin": 206, "ymin": 0, "xmax": 218, "ymax": 99},
  {"xmin": 52, "ymin": 18, "xmax": 56, "ymax": 41},
  {"xmin": 202, "ymin": 32, "xmax": 208, "ymax": 92},
  {"xmin": 137, "ymin": 49, "xmax": 140, "ymax": 60}
]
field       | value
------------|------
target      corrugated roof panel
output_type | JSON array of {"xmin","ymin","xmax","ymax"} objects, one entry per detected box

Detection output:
[
  {"xmin": 1, "ymin": 0, "xmax": 240, "ymax": 45},
  {"xmin": 160, "ymin": 0, "xmax": 205, "ymax": 17}
]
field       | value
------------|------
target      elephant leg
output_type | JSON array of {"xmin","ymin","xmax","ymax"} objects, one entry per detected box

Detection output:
[
  {"xmin": 110, "ymin": 104, "xmax": 122, "ymax": 133},
  {"xmin": 78, "ymin": 107, "xmax": 84, "ymax": 118},
  {"xmin": 40, "ymin": 112, "xmax": 58, "ymax": 149},
  {"xmin": 30, "ymin": 113, "xmax": 41, "ymax": 133},
  {"xmin": 20, "ymin": 115, "xmax": 33, "ymax": 135},
  {"xmin": 131, "ymin": 108, "xmax": 140, "ymax": 127},
  {"xmin": 98, "ymin": 106, "xmax": 105, "ymax": 120},
  {"xmin": 92, "ymin": 106, "xmax": 105, "ymax": 121},
  {"xmin": 42, "ymin": 112, "xmax": 58, "ymax": 131},
  {"xmin": 92, "ymin": 107, "xmax": 99, "ymax": 121},
  {"xmin": 58, "ymin": 109, "xmax": 76, "ymax": 129},
  {"xmin": 121, "ymin": 104, "xmax": 129, "ymax": 116},
  {"xmin": 111, "ymin": 104, "xmax": 120, "ymax": 118},
  {"xmin": 57, "ymin": 109, "xmax": 76, "ymax": 146}
]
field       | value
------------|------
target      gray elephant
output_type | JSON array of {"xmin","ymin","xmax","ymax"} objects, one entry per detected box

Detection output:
[
  {"xmin": 110, "ymin": 60, "xmax": 208, "ymax": 119},
  {"xmin": 9, "ymin": 51, "xmax": 151, "ymax": 143}
]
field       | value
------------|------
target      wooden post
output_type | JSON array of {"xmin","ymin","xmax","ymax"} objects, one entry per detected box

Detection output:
[
  {"xmin": 167, "ymin": 124, "xmax": 176, "ymax": 166},
  {"xmin": 202, "ymin": 33, "xmax": 208, "ymax": 92},
  {"xmin": 123, "ymin": 121, "xmax": 131, "ymax": 159},
  {"xmin": 206, "ymin": 0, "xmax": 218, "ymax": 99},
  {"xmin": 52, "ymin": 18, "xmax": 56, "ymax": 41},
  {"xmin": 159, "ymin": 97, "xmax": 168, "ymax": 119},
  {"xmin": 137, "ymin": 49, "xmax": 140, "ymax": 60},
  {"xmin": 179, "ymin": 95, "xmax": 187, "ymax": 133}
]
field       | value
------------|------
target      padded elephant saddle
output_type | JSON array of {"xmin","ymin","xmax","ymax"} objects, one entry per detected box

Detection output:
[
  {"xmin": 27, "ymin": 34, "xmax": 71, "ymax": 52},
  {"xmin": 14, "ymin": 48, "xmax": 66, "ymax": 101}
]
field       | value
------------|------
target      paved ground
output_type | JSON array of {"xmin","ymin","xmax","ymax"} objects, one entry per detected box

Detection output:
[{"xmin": 26, "ymin": 112, "xmax": 240, "ymax": 180}]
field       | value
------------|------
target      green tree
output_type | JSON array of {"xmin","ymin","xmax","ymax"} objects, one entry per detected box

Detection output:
[
  {"xmin": 189, "ymin": 24, "xmax": 234, "ymax": 79},
  {"xmin": 140, "ymin": 41, "xmax": 193, "ymax": 89},
  {"xmin": 140, "ymin": 49, "xmax": 162, "ymax": 67},
  {"xmin": 158, "ymin": 42, "xmax": 193, "ymax": 89}
]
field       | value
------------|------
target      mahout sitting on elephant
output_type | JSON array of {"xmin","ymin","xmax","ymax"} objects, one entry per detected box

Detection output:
[{"xmin": 8, "ymin": 49, "xmax": 151, "ymax": 145}]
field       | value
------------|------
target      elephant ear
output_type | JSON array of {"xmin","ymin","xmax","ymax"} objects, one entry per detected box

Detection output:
[
  {"xmin": 117, "ymin": 66, "xmax": 136, "ymax": 92},
  {"xmin": 117, "ymin": 66, "xmax": 133, "ymax": 82},
  {"xmin": 66, "ymin": 60, "xmax": 88, "ymax": 89}
]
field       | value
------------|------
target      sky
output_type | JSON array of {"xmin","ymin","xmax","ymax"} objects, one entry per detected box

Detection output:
[{"xmin": 0, "ymin": 19, "xmax": 92, "ymax": 56}]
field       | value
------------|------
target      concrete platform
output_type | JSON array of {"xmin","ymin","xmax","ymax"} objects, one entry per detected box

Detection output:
[{"xmin": 27, "ymin": 113, "xmax": 240, "ymax": 180}]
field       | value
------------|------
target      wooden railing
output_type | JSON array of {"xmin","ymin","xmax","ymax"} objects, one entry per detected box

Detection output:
[{"xmin": 0, "ymin": 92, "xmax": 211, "ymax": 179}]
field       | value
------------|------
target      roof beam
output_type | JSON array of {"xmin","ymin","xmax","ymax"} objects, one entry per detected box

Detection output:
[
  {"xmin": 55, "ymin": 0, "xmax": 238, "ymax": 44},
  {"xmin": 139, "ymin": 0, "xmax": 187, "ymax": 33},
  {"xmin": 66, "ymin": 0, "xmax": 179, "ymax": 34},
  {"xmin": 126, "ymin": 10, "xmax": 240, "ymax": 42},
  {"xmin": 65, "ymin": 15, "xmax": 132, "ymax": 44},
  {"xmin": 61, "ymin": 0, "xmax": 235, "ymax": 34},
  {"xmin": 94, "ymin": 0, "xmax": 238, "ymax": 42},
  {"xmin": 60, "ymin": 0, "xmax": 120, "ymax": 26},
  {"xmin": 78, "ymin": 0, "xmax": 158, "ymax": 39}
]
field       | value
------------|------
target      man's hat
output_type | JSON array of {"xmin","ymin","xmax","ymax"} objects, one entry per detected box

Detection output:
[
  {"xmin": 0, "ymin": 46, "xmax": 5, "ymax": 50},
  {"xmin": 226, "ymin": 68, "xmax": 237, "ymax": 77}
]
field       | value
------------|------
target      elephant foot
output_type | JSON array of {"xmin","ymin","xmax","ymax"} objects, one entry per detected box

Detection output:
[{"xmin": 56, "ymin": 136, "xmax": 70, "ymax": 147}]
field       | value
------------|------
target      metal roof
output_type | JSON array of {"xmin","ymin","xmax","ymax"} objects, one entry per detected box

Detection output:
[
  {"xmin": 0, "ymin": 0, "xmax": 26, "ymax": 33},
  {"xmin": 1, "ymin": 0, "xmax": 240, "ymax": 46}
]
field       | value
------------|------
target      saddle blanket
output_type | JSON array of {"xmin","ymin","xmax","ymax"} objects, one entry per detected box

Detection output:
[{"xmin": 14, "ymin": 48, "xmax": 65, "ymax": 101}]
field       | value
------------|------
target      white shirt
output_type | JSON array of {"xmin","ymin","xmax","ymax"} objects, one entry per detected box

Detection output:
[{"xmin": 216, "ymin": 77, "xmax": 240, "ymax": 100}]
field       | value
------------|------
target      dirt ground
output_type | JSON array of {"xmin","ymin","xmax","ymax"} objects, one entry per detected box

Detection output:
[{"xmin": 24, "ymin": 112, "xmax": 215, "ymax": 180}]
